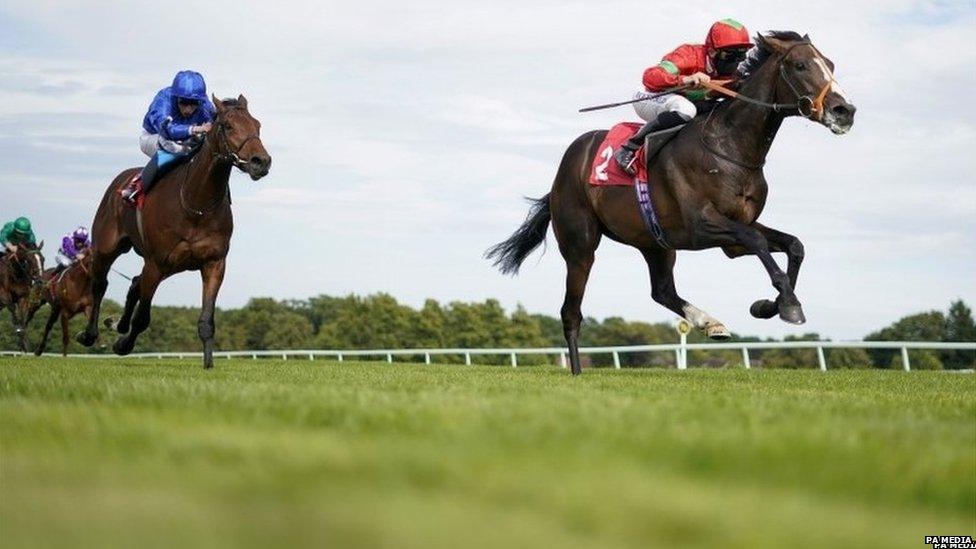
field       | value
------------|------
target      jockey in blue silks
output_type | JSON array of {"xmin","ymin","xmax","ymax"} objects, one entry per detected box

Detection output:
[{"xmin": 121, "ymin": 70, "xmax": 216, "ymax": 202}]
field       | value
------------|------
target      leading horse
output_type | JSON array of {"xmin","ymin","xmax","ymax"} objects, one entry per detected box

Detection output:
[
  {"xmin": 487, "ymin": 32, "xmax": 857, "ymax": 375},
  {"xmin": 77, "ymin": 95, "xmax": 271, "ymax": 368}
]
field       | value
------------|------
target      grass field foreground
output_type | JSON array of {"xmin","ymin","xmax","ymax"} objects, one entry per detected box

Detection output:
[{"xmin": 1, "ymin": 357, "xmax": 974, "ymax": 548}]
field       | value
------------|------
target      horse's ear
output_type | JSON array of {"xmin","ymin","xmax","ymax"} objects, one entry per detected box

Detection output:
[
  {"xmin": 37, "ymin": 240, "xmax": 44, "ymax": 250},
  {"xmin": 237, "ymin": 94, "xmax": 248, "ymax": 109},
  {"xmin": 762, "ymin": 34, "xmax": 790, "ymax": 54},
  {"xmin": 213, "ymin": 94, "xmax": 225, "ymax": 113},
  {"xmin": 803, "ymin": 33, "xmax": 811, "ymax": 41}
]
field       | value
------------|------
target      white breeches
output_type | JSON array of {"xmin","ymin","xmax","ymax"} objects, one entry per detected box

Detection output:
[{"xmin": 632, "ymin": 91, "xmax": 697, "ymax": 123}]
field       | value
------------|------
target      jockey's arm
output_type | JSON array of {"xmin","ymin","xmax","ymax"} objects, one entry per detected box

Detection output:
[{"xmin": 643, "ymin": 45, "xmax": 699, "ymax": 91}]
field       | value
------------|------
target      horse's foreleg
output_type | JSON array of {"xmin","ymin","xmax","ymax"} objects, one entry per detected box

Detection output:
[
  {"xmin": 642, "ymin": 248, "xmax": 730, "ymax": 339},
  {"xmin": 10, "ymin": 303, "xmax": 29, "ymax": 353},
  {"xmin": 747, "ymin": 224, "xmax": 805, "ymax": 319},
  {"xmin": 34, "ymin": 305, "xmax": 59, "ymax": 357},
  {"xmin": 77, "ymin": 252, "xmax": 116, "ymax": 347},
  {"xmin": 198, "ymin": 259, "xmax": 226, "ymax": 370},
  {"xmin": 112, "ymin": 264, "xmax": 162, "ymax": 356},
  {"xmin": 700, "ymin": 213, "xmax": 805, "ymax": 325}
]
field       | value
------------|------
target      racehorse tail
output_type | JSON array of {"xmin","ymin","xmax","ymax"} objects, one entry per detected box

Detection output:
[{"xmin": 485, "ymin": 194, "xmax": 551, "ymax": 275}]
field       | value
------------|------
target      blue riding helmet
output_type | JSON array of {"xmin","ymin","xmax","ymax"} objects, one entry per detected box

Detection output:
[{"xmin": 171, "ymin": 70, "xmax": 208, "ymax": 103}]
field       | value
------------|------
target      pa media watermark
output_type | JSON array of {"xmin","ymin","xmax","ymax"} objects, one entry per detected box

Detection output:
[{"xmin": 925, "ymin": 536, "xmax": 975, "ymax": 549}]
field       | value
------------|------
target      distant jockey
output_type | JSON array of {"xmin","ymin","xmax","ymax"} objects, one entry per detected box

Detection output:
[
  {"xmin": 615, "ymin": 19, "xmax": 753, "ymax": 174},
  {"xmin": 54, "ymin": 226, "xmax": 91, "ymax": 273},
  {"xmin": 1, "ymin": 217, "xmax": 37, "ymax": 256},
  {"xmin": 121, "ymin": 70, "xmax": 215, "ymax": 202}
]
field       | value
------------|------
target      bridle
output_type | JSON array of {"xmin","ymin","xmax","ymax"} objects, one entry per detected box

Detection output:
[
  {"xmin": 212, "ymin": 107, "xmax": 261, "ymax": 171},
  {"xmin": 702, "ymin": 40, "xmax": 838, "ymax": 121},
  {"xmin": 697, "ymin": 40, "xmax": 840, "ymax": 169}
]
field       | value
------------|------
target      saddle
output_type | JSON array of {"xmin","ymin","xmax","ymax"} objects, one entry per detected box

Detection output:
[
  {"xmin": 589, "ymin": 122, "xmax": 687, "ymax": 186},
  {"xmin": 120, "ymin": 143, "xmax": 200, "ymax": 209}
]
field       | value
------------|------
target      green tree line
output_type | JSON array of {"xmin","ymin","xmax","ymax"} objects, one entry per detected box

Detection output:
[{"xmin": 3, "ymin": 295, "xmax": 973, "ymax": 369}]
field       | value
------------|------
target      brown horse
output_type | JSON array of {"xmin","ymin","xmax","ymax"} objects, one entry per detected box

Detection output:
[
  {"xmin": 76, "ymin": 95, "xmax": 271, "ymax": 368},
  {"xmin": 0, "ymin": 243, "xmax": 44, "ymax": 352},
  {"xmin": 487, "ymin": 32, "xmax": 856, "ymax": 375},
  {"xmin": 26, "ymin": 254, "xmax": 93, "ymax": 356}
]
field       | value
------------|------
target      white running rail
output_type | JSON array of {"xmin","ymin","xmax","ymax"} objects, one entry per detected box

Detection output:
[{"xmin": 3, "ymin": 341, "xmax": 974, "ymax": 372}]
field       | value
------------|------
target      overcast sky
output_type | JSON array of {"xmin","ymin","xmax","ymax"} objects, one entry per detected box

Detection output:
[{"xmin": 1, "ymin": 0, "xmax": 974, "ymax": 340}]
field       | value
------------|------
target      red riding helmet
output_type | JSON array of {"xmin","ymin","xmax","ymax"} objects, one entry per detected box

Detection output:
[{"xmin": 705, "ymin": 19, "xmax": 752, "ymax": 51}]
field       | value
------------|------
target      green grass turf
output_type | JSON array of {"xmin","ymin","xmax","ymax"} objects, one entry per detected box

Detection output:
[{"xmin": 1, "ymin": 358, "xmax": 973, "ymax": 549}]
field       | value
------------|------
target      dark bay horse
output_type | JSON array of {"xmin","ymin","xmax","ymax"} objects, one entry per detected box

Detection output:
[
  {"xmin": 76, "ymin": 95, "xmax": 271, "ymax": 368},
  {"xmin": 0, "ymin": 244, "xmax": 44, "ymax": 352},
  {"xmin": 488, "ymin": 32, "xmax": 856, "ymax": 375},
  {"xmin": 26, "ymin": 254, "xmax": 93, "ymax": 356}
]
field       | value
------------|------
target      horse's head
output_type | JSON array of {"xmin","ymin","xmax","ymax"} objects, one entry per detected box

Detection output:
[
  {"xmin": 759, "ymin": 32, "xmax": 856, "ymax": 134},
  {"xmin": 8, "ymin": 242, "xmax": 44, "ymax": 283},
  {"xmin": 211, "ymin": 95, "xmax": 272, "ymax": 180}
]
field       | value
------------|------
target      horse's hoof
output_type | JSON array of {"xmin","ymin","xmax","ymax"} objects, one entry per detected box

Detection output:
[
  {"xmin": 33, "ymin": 348, "xmax": 43, "ymax": 357},
  {"xmin": 75, "ymin": 330, "xmax": 97, "ymax": 347},
  {"xmin": 705, "ymin": 324, "xmax": 731, "ymax": 340},
  {"xmin": 112, "ymin": 338, "xmax": 133, "ymax": 356},
  {"xmin": 779, "ymin": 304, "xmax": 806, "ymax": 325},
  {"xmin": 750, "ymin": 299, "xmax": 778, "ymax": 319}
]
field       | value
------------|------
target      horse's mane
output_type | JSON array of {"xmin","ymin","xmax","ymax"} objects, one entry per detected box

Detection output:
[{"xmin": 736, "ymin": 30, "xmax": 807, "ymax": 79}]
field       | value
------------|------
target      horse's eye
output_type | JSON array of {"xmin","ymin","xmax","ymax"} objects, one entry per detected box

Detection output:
[{"xmin": 794, "ymin": 62, "xmax": 807, "ymax": 71}]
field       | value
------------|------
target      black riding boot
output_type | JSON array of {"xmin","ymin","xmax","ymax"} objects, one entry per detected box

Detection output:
[
  {"xmin": 614, "ymin": 111, "xmax": 689, "ymax": 175},
  {"xmin": 140, "ymin": 152, "xmax": 162, "ymax": 194}
]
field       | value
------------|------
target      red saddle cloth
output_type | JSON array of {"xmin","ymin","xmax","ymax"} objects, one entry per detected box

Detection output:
[{"xmin": 588, "ymin": 123, "xmax": 649, "ymax": 186}]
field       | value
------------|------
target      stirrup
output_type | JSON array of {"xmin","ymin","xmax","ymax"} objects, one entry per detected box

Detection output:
[{"xmin": 614, "ymin": 147, "xmax": 638, "ymax": 176}]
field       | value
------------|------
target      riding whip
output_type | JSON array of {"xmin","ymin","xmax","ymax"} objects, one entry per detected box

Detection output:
[{"xmin": 578, "ymin": 85, "xmax": 691, "ymax": 113}]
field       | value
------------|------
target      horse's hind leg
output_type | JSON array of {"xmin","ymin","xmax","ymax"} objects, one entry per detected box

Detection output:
[
  {"xmin": 198, "ymin": 259, "xmax": 226, "ymax": 369},
  {"xmin": 642, "ymin": 248, "xmax": 730, "ymax": 339},
  {"xmin": 112, "ymin": 263, "xmax": 162, "ymax": 356},
  {"xmin": 552, "ymin": 198, "xmax": 602, "ymax": 376},
  {"xmin": 10, "ymin": 303, "xmax": 29, "ymax": 353}
]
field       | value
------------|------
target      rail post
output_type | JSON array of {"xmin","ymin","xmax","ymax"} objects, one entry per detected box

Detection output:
[
  {"xmin": 817, "ymin": 346, "xmax": 826, "ymax": 371},
  {"xmin": 676, "ymin": 319, "xmax": 690, "ymax": 370},
  {"xmin": 337, "ymin": 353, "xmax": 343, "ymax": 362},
  {"xmin": 560, "ymin": 353, "xmax": 567, "ymax": 369},
  {"xmin": 742, "ymin": 347, "xmax": 751, "ymax": 369},
  {"xmin": 424, "ymin": 353, "xmax": 431, "ymax": 365},
  {"xmin": 510, "ymin": 352, "xmax": 517, "ymax": 368},
  {"xmin": 901, "ymin": 347, "xmax": 911, "ymax": 372},
  {"xmin": 386, "ymin": 353, "xmax": 393, "ymax": 363},
  {"xmin": 464, "ymin": 352, "xmax": 471, "ymax": 366},
  {"xmin": 612, "ymin": 351, "xmax": 621, "ymax": 369}
]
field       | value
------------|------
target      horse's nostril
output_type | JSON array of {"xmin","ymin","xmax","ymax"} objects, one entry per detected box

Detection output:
[{"xmin": 832, "ymin": 103, "xmax": 856, "ymax": 117}]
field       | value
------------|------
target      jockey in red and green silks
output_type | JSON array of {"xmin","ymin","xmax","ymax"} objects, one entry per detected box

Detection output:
[
  {"xmin": 1, "ymin": 217, "xmax": 37, "ymax": 255},
  {"xmin": 615, "ymin": 19, "xmax": 754, "ymax": 174},
  {"xmin": 122, "ymin": 70, "xmax": 216, "ymax": 201}
]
